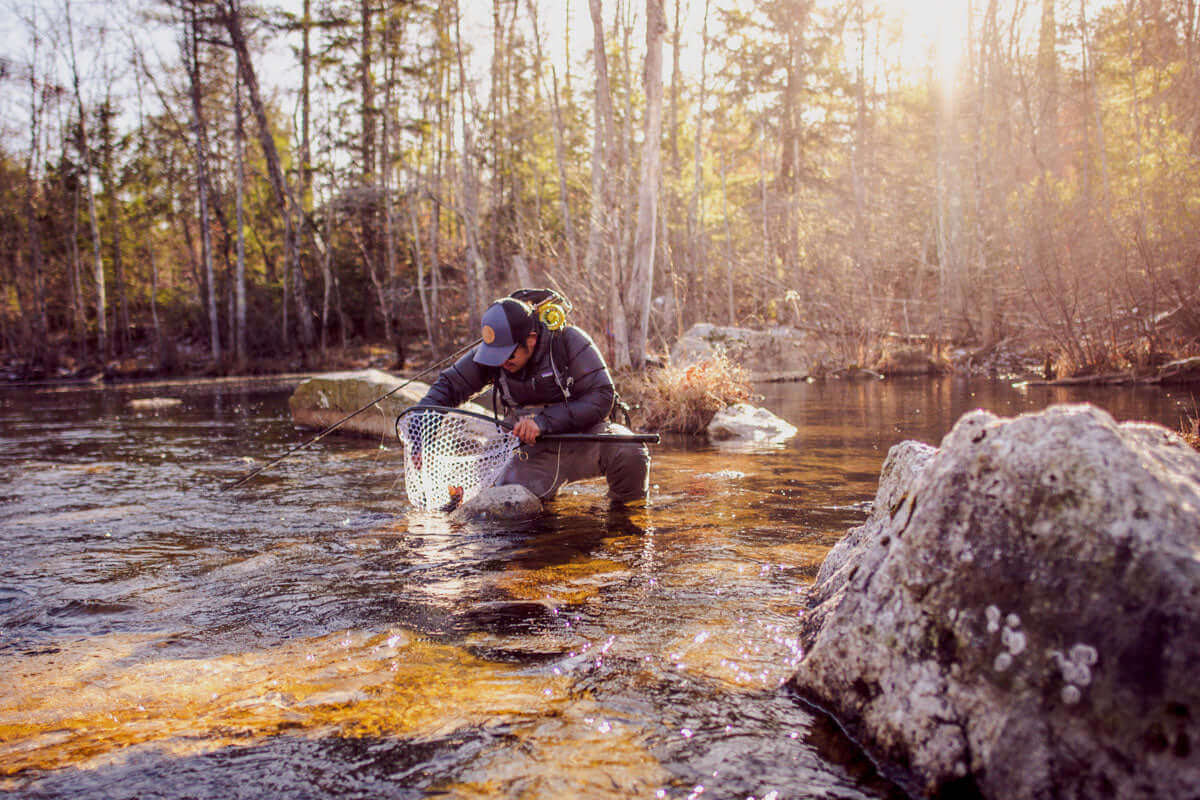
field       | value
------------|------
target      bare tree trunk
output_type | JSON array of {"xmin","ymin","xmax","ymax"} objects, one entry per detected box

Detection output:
[
  {"xmin": 627, "ymin": 0, "xmax": 666, "ymax": 368},
  {"xmin": 664, "ymin": 0, "xmax": 684, "ymax": 338},
  {"xmin": 382, "ymin": 10, "xmax": 401, "ymax": 358},
  {"xmin": 454, "ymin": 0, "xmax": 488, "ymax": 324},
  {"xmin": 526, "ymin": 0, "xmax": 577, "ymax": 272},
  {"xmin": 22, "ymin": 12, "xmax": 48, "ymax": 364},
  {"xmin": 550, "ymin": 71, "xmax": 577, "ymax": 272},
  {"xmin": 221, "ymin": 0, "xmax": 316, "ymax": 352},
  {"xmin": 186, "ymin": 3, "xmax": 220, "ymax": 361},
  {"xmin": 99, "ymin": 98, "xmax": 130, "ymax": 355},
  {"xmin": 586, "ymin": 0, "xmax": 627, "ymax": 365},
  {"xmin": 690, "ymin": 0, "xmax": 711, "ymax": 261},
  {"xmin": 70, "ymin": 163, "xmax": 85, "ymax": 351},
  {"xmin": 721, "ymin": 154, "xmax": 734, "ymax": 325},
  {"xmin": 585, "ymin": 0, "xmax": 617, "ymax": 284},
  {"xmin": 408, "ymin": 194, "xmax": 436, "ymax": 348},
  {"xmin": 234, "ymin": 67, "xmax": 248, "ymax": 362},
  {"xmin": 851, "ymin": 0, "xmax": 875, "ymax": 336},
  {"xmin": 760, "ymin": 118, "xmax": 769, "ymax": 290},
  {"xmin": 65, "ymin": 0, "xmax": 107, "ymax": 359}
]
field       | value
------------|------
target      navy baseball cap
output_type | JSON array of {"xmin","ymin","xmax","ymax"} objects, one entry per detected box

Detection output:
[{"xmin": 474, "ymin": 298, "xmax": 536, "ymax": 366}]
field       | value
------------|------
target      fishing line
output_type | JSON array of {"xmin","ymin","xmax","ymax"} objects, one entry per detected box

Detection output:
[{"xmin": 223, "ymin": 339, "xmax": 481, "ymax": 491}]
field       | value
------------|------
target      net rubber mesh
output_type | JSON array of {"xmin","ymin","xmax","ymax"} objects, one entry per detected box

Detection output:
[{"xmin": 396, "ymin": 408, "xmax": 519, "ymax": 512}]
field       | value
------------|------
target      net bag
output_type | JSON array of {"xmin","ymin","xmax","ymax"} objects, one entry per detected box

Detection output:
[{"xmin": 395, "ymin": 407, "xmax": 519, "ymax": 512}]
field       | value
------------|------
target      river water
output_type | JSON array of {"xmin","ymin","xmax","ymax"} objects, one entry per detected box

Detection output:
[{"xmin": 0, "ymin": 376, "xmax": 1193, "ymax": 799}]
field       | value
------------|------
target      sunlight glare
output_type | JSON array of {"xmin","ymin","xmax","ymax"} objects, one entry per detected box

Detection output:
[{"xmin": 880, "ymin": 0, "xmax": 970, "ymax": 89}]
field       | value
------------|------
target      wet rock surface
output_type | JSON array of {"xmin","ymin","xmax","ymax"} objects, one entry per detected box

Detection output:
[
  {"xmin": 451, "ymin": 484, "xmax": 542, "ymax": 521},
  {"xmin": 791, "ymin": 404, "xmax": 1200, "ymax": 800},
  {"xmin": 707, "ymin": 403, "xmax": 798, "ymax": 444},
  {"xmin": 289, "ymin": 370, "xmax": 489, "ymax": 439},
  {"xmin": 670, "ymin": 323, "xmax": 834, "ymax": 382}
]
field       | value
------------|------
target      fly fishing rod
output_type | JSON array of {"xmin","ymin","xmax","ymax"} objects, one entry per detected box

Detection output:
[
  {"xmin": 223, "ymin": 338, "xmax": 481, "ymax": 491},
  {"xmin": 394, "ymin": 405, "xmax": 660, "ymax": 444}
]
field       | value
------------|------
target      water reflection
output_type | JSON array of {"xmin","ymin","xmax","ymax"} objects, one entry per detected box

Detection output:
[{"xmin": 1, "ymin": 376, "xmax": 1186, "ymax": 798}]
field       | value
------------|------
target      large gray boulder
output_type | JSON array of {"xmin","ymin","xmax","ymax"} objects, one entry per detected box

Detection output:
[
  {"xmin": 791, "ymin": 404, "xmax": 1200, "ymax": 800},
  {"xmin": 289, "ymin": 369, "xmax": 489, "ymax": 439},
  {"xmin": 670, "ymin": 323, "xmax": 833, "ymax": 382}
]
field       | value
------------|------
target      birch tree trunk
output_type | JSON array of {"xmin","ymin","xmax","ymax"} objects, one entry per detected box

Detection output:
[
  {"xmin": 627, "ymin": 0, "xmax": 666, "ymax": 368},
  {"xmin": 65, "ymin": 0, "xmax": 107, "ymax": 359},
  {"xmin": 186, "ymin": 4, "xmax": 220, "ymax": 361}
]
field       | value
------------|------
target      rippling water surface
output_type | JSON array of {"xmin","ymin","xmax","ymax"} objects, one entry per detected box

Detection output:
[{"xmin": 0, "ymin": 375, "xmax": 1191, "ymax": 798}]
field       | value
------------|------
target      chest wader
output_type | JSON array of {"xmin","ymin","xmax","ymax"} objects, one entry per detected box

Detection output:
[{"xmin": 493, "ymin": 344, "xmax": 650, "ymax": 504}]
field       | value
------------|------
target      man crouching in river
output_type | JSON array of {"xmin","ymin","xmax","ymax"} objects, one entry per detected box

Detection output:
[{"xmin": 417, "ymin": 296, "xmax": 650, "ymax": 505}]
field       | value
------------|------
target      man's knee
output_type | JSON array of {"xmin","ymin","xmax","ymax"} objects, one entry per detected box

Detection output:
[{"xmin": 605, "ymin": 442, "xmax": 649, "ymax": 502}]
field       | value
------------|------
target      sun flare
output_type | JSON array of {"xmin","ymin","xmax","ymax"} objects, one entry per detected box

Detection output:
[{"xmin": 879, "ymin": 0, "xmax": 971, "ymax": 86}]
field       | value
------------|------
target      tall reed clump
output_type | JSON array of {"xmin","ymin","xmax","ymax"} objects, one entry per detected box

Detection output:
[{"xmin": 624, "ymin": 354, "xmax": 751, "ymax": 434}]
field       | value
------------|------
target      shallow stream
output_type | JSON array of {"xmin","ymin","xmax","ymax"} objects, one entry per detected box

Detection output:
[{"xmin": 0, "ymin": 376, "xmax": 1192, "ymax": 798}]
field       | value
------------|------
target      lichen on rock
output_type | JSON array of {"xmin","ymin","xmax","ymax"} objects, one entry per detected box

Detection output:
[{"xmin": 791, "ymin": 403, "xmax": 1200, "ymax": 800}]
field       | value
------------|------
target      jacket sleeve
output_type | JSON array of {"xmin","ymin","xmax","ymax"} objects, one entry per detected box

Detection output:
[
  {"xmin": 418, "ymin": 349, "xmax": 493, "ymax": 408},
  {"xmin": 534, "ymin": 327, "xmax": 616, "ymax": 435}
]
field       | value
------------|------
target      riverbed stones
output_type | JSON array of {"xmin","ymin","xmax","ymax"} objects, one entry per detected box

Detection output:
[
  {"xmin": 451, "ymin": 484, "xmax": 542, "ymax": 521},
  {"xmin": 790, "ymin": 403, "xmax": 1200, "ymax": 800},
  {"xmin": 707, "ymin": 403, "xmax": 798, "ymax": 444},
  {"xmin": 670, "ymin": 323, "xmax": 833, "ymax": 382},
  {"xmin": 289, "ymin": 370, "xmax": 490, "ymax": 439}
]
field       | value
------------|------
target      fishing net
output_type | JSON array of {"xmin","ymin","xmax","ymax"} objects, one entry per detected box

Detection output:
[{"xmin": 395, "ymin": 407, "xmax": 519, "ymax": 512}]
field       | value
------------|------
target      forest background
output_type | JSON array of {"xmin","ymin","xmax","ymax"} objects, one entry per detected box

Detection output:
[{"xmin": 2, "ymin": 0, "xmax": 1198, "ymax": 381}]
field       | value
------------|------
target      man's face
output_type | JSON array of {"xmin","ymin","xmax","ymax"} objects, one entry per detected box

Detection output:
[{"xmin": 501, "ymin": 332, "xmax": 538, "ymax": 373}]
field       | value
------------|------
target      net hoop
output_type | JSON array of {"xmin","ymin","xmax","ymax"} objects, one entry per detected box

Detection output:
[{"xmin": 394, "ymin": 406, "xmax": 519, "ymax": 512}]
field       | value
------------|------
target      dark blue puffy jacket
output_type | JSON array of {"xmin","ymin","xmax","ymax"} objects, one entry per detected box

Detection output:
[{"xmin": 418, "ymin": 323, "xmax": 616, "ymax": 435}]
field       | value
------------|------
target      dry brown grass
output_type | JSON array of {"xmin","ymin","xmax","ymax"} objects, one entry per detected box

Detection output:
[
  {"xmin": 1182, "ymin": 409, "xmax": 1200, "ymax": 452},
  {"xmin": 622, "ymin": 354, "xmax": 751, "ymax": 434}
]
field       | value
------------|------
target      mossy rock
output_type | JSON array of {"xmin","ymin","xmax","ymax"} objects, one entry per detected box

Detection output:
[{"xmin": 288, "ymin": 369, "xmax": 488, "ymax": 440}]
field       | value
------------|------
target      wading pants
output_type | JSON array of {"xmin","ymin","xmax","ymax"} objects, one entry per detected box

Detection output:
[{"xmin": 497, "ymin": 409, "xmax": 650, "ymax": 503}]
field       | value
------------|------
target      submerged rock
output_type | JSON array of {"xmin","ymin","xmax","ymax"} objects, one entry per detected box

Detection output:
[
  {"xmin": 791, "ymin": 404, "xmax": 1200, "ymax": 800},
  {"xmin": 451, "ymin": 484, "xmax": 542, "ymax": 521},
  {"xmin": 129, "ymin": 397, "xmax": 182, "ymax": 410},
  {"xmin": 707, "ymin": 403, "xmax": 798, "ymax": 444}
]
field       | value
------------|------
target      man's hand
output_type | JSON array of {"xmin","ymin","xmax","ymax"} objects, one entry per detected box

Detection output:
[{"xmin": 512, "ymin": 416, "xmax": 541, "ymax": 445}]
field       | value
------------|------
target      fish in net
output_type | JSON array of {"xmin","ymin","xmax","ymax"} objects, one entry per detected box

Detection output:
[{"xmin": 395, "ymin": 407, "xmax": 519, "ymax": 512}]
